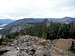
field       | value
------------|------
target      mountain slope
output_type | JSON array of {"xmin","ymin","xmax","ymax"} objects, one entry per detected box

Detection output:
[
  {"xmin": 0, "ymin": 19, "xmax": 15, "ymax": 30},
  {"xmin": 0, "ymin": 17, "xmax": 75, "ymax": 34},
  {"xmin": 3, "ymin": 17, "xmax": 75, "ymax": 28},
  {"xmin": 0, "ymin": 18, "xmax": 48, "ymax": 34},
  {"xmin": 50, "ymin": 17, "xmax": 75, "ymax": 24},
  {"xmin": 0, "ymin": 19, "xmax": 15, "ymax": 25}
]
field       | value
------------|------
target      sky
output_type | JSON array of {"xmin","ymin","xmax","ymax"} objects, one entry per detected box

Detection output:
[{"xmin": 0, "ymin": 0, "xmax": 75, "ymax": 20}]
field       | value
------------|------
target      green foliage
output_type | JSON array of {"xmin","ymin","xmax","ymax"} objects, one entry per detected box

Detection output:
[
  {"xmin": 4, "ymin": 22, "xmax": 75, "ymax": 40},
  {"xmin": 18, "ymin": 22, "xmax": 75, "ymax": 40},
  {"xmin": 47, "ymin": 22, "xmax": 75, "ymax": 40},
  {"xmin": 6, "ymin": 32, "xmax": 19, "ymax": 39}
]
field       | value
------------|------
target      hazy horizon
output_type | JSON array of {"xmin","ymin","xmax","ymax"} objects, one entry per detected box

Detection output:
[{"xmin": 0, "ymin": 0, "xmax": 75, "ymax": 20}]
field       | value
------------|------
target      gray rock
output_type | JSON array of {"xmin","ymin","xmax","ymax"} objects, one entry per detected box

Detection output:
[
  {"xmin": 16, "ymin": 35, "xmax": 51, "ymax": 56},
  {"xmin": 1, "ymin": 35, "xmax": 75, "ymax": 56}
]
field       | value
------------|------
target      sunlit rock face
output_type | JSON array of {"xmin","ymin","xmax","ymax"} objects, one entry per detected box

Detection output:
[
  {"xmin": 52, "ymin": 39, "xmax": 72, "ymax": 50},
  {"xmin": 50, "ymin": 39, "xmax": 73, "ymax": 56}
]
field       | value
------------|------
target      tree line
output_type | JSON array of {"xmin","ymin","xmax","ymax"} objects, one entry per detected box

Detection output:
[{"xmin": 5, "ymin": 22, "xmax": 75, "ymax": 40}]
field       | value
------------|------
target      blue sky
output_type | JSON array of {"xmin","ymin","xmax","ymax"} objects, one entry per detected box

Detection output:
[{"xmin": 0, "ymin": 0, "xmax": 75, "ymax": 19}]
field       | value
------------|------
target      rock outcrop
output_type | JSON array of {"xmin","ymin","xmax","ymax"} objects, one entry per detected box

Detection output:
[
  {"xmin": 15, "ymin": 35, "xmax": 74, "ymax": 56},
  {"xmin": 1, "ymin": 35, "xmax": 75, "ymax": 56},
  {"xmin": 16, "ymin": 35, "xmax": 51, "ymax": 56},
  {"xmin": 50, "ymin": 39, "xmax": 73, "ymax": 56}
]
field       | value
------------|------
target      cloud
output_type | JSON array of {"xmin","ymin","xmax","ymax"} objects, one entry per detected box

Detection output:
[{"xmin": 0, "ymin": 0, "xmax": 75, "ymax": 19}]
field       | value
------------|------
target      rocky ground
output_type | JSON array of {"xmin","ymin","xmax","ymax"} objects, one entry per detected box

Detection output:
[
  {"xmin": 1, "ymin": 46, "xmax": 17, "ymax": 56},
  {"xmin": 0, "ymin": 35, "xmax": 75, "ymax": 56}
]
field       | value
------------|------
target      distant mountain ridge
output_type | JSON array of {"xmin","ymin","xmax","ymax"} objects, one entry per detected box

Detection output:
[
  {"xmin": 6, "ymin": 18, "xmax": 48, "ymax": 26},
  {"xmin": 0, "ymin": 17, "xmax": 75, "ymax": 34},
  {"xmin": 5, "ymin": 17, "xmax": 75, "ymax": 27},
  {"xmin": 3, "ymin": 17, "xmax": 75, "ymax": 26},
  {"xmin": 50, "ymin": 17, "xmax": 75, "ymax": 24}
]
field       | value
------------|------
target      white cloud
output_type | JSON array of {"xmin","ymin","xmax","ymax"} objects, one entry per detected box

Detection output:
[{"xmin": 0, "ymin": 0, "xmax": 75, "ymax": 19}]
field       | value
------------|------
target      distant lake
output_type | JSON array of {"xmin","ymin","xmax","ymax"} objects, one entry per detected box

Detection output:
[{"xmin": 0, "ymin": 28, "xmax": 3, "ymax": 30}]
